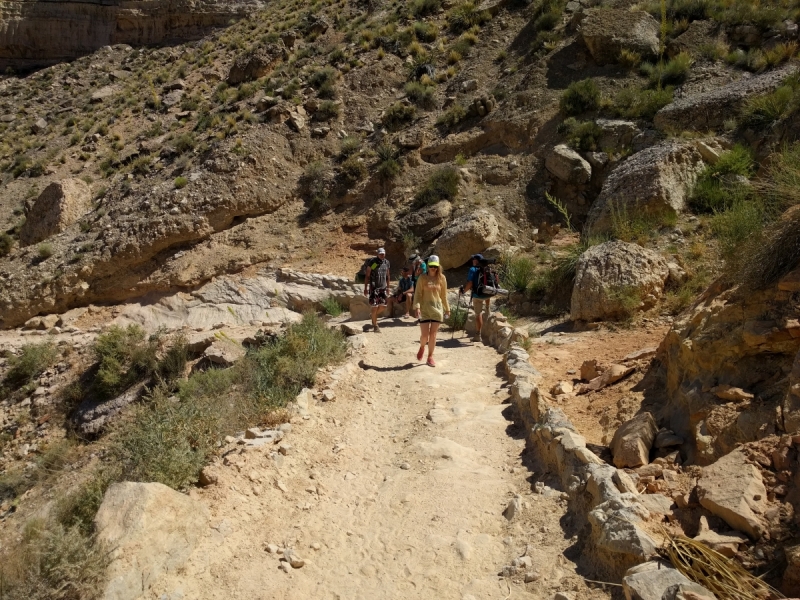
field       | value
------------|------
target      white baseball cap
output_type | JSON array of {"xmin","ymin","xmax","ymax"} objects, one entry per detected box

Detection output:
[
  {"xmin": 427, "ymin": 255, "xmax": 440, "ymax": 267},
  {"xmin": 377, "ymin": 247, "xmax": 386, "ymax": 254}
]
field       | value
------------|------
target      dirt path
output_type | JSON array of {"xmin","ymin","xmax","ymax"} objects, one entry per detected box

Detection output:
[{"xmin": 153, "ymin": 319, "xmax": 612, "ymax": 600}]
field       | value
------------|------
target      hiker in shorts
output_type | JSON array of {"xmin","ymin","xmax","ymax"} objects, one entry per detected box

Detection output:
[
  {"xmin": 363, "ymin": 247, "xmax": 390, "ymax": 332},
  {"xmin": 387, "ymin": 266, "xmax": 414, "ymax": 318},
  {"xmin": 412, "ymin": 254, "xmax": 450, "ymax": 367},
  {"xmin": 460, "ymin": 253, "xmax": 490, "ymax": 343}
]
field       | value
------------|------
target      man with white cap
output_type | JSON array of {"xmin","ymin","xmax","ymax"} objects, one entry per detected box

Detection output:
[{"xmin": 364, "ymin": 247, "xmax": 391, "ymax": 332}]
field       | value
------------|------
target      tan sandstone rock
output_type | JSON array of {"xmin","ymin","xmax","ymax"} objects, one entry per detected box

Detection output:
[
  {"xmin": 19, "ymin": 178, "xmax": 92, "ymax": 246},
  {"xmin": 580, "ymin": 9, "xmax": 660, "ymax": 65},
  {"xmin": 571, "ymin": 241, "xmax": 670, "ymax": 322},
  {"xmin": 611, "ymin": 412, "xmax": 658, "ymax": 468},
  {"xmin": 696, "ymin": 450, "xmax": 767, "ymax": 539},
  {"xmin": 433, "ymin": 210, "xmax": 499, "ymax": 269},
  {"xmin": 692, "ymin": 515, "xmax": 747, "ymax": 557},
  {"xmin": 545, "ymin": 144, "xmax": 591, "ymax": 184},
  {"xmin": 95, "ymin": 482, "xmax": 208, "ymax": 600}
]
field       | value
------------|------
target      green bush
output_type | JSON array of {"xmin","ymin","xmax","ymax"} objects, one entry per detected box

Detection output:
[
  {"xmin": 448, "ymin": 1, "xmax": 490, "ymax": 33},
  {"xmin": 321, "ymin": 296, "xmax": 344, "ymax": 316},
  {"xmin": 640, "ymin": 52, "xmax": 692, "ymax": 88},
  {"xmin": 38, "ymin": 243, "xmax": 54, "ymax": 259},
  {"xmin": 737, "ymin": 207, "xmax": 800, "ymax": 289},
  {"xmin": 413, "ymin": 21, "xmax": 438, "ymax": 42},
  {"xmin": 501, "ymin": 254, "xmax": 536, "ymax": 292},
  {"xmin": 339, "ymin": 135, "xmax": 361, "ymax": 158},
  {"xmin": 173, "ymin": 176, "xmax": 188, "ymax": 189},
  {"xmin": 405, "ymin": 82, "xmax": 436, "ymax": 109},
  {"xmin": 436, "ymin": 103, "xmax": 467, "ymax": 128},
  {"xmin": 316, "ymin": 100, "xmax": 341, "ymax": 121},
  {"xmin": 91, "ymin": 325, "xmax": 159, "ymax": 399},
  {"xmin": 415, "ymin": 166, "xmax": 460, "ymax": 205},
  {"xmin": 0, "ymin": 232, "xmax": 13, "ymax": 256},
  {"xmin": 741, "ymin": 74, "xmax": 800, "ymax": 128},
  {"xmin": 382, "ymin": 102, "xmax": 416, "ymax": 131},
  {"xmin": 340, "ymin": 155, "xmax": 368, "ymax": 183},
  {"xmin": 608, "ymin": 200, "xmax": 676, "ymax": 244},
  {"xmin": 689, "ymin": 145, "xmax": 755, "ymax": 213},
  {"xmin": 309, "ymin": 66, "xmax": 338, "ymax": 90},
  {"xmin": 174, "ymin": 133, "xmax": 196, "ymax": 154},
  {"xmin": 611, "ymin": 86, "xmax": 673, "ymax": 120},
  {"xmin": 711, "ymin": 198, "xmax": 765, "ymax": 261},
  {"xmin": 376, "ymin": 143, "xmax": 402, "ymax": 180},
  {"xmin": 559, "ymin": 79, "xmax": 600, "ymax": 116},
  {"xmin": 2, "ymin": 342, "xmax": 58, "ymax": 391},
  {"xmin": 558, "ymin": 117, "xmax": 603, "ymax": 151},
  {"xmin": 411, "ymin": 0, "xmax": 442, "ymax": 17}
]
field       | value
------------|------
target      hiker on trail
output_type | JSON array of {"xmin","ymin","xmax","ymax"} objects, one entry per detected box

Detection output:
[
  {"xmin": 387, "ymin": 266, "xmax": 414, "ymax": 318},
  {"xmin": 363, "ymin": 247, "xmax": 390, "ymax": 333},
  {"xmin": 410, "ymin": 254, "xmax": 427, "ymax": 286},
  {"xmin": 412, "ymin": 254, "xmax": 450, "ymax": 367},
  {"xmin": 460, "ymin": 253, "xmax": 491, "ymax": 343}
]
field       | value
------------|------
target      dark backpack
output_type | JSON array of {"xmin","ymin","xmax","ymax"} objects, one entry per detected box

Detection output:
[{"xmin": 475, "ymin": 259, "xmax": 503, "ymax": 297}]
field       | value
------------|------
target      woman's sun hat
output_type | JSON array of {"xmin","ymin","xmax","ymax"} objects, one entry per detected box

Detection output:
[{"xmin": 427, "ymin": 255, "xmax": 440, "ymax": 267}]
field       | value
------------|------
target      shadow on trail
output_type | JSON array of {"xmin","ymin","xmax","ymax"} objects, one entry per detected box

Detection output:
[{"xmin": 357, "ymin": 360, "xmax": 423, "ymax": 372}]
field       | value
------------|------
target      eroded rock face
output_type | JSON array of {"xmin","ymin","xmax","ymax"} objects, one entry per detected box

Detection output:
[
  {"xmin": 580, "ymin": 9, "xmax": 660, "ymax": 65},
  {"xmin": 95, "ymin": 482, "xmax": 208, "ymax": 600},
  {"xmin": 696, "ymin": 450, "xmax": 768, "ymax": 539},
  {"xmin": 570, "ymin": 241, "xmax": 670, "ymax": 322},
  {"xmin": 433, "ymin": 210, "xmax": 499, "ymax": 269},
  {"xmin": 0, "ymin": 0, "xmax": 261, "ymax": 69},
  {"xmin": 227, "ymin": 44, "xmax": 284, "ymax": 85},
  {"xmin": 657, "ymin": 276, "xmax": 800, "ymax": 463},
  {"xmin": 20, "ymin": 178, "xmax": 92, "ymax": 246},
  {"xmin": 654, "ymin": 65, "xmax": 798, "ymax": 132},
  {"xmin": 585, "ymin": 141, "xmax": 705, "ymax": 235}
]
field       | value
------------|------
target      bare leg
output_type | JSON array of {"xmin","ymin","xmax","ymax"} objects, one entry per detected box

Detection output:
[
  {"xmin": 427, "ymin": 322, "xmax": 441, "ymax": 357},
  {"xmin": 419, "ymin": 322, "xmax": 431, "ymax": 350},
  {"xmin": 371, "ymin": 306, "xmax": 379, "ymax": 328},
  {"xmin": 404, "ymin": 294, "xmax": 412, "ymax": 316}
]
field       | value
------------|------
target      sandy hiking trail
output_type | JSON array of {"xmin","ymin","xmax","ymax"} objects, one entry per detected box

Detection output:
[{"xmin": 152, "ymin": 318, "xmax": 611, "ymax": 600}]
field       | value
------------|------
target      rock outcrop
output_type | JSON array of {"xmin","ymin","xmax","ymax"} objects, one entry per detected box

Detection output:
[
  {"xmin": 611, "ymin": 412, "xmax": 658, "ymax": 468},
  {"xmin": 19, "ymin": 179, "xmax": 92, "ymax": 246},
  {"xmin": 585, "ymin": 141, "xmax": 705, "ymax": 234},
  {"xmin": 657, "ymin": 272, "xmax": 800, "ymax": 463},
  {"xmin": 545, "ymin": 144, "xmax": 592, "ymax": 184},
  {"xmin": 570, "ymin": 241, "xmax": 670, "ymax": 322},
  {"xmin": 0, "ymin": 0, "xmax": 261, "ymax": 69},
  {"xmin": 227, "ymin": 44, "xmax": 284, "ymax": 85},
  {"xmin": 95, "ymin": 482, "xmax": 208, "ymax": 600},
  {"xmin": 433, "ymin": 210, "xmax": 499, "ymax": 269},
  {"xmin": 580, "ymin": 9, "xmax": 660, "ymax": 66},
  {"xmin": 654, "ymin": 65, "xmax": 798, "ymax": 132},
  {"xmin": 696, "ymin": 450, "xmax": 768, "ymax": 539}
]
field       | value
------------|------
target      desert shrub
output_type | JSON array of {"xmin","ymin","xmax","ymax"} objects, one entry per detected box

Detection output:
[
  {"xmin": 415, "ymin": 166, "xmax": 459, "ymax": 205},
  {"xmin": 608, "ymin": 200, "xmax": 676, "ymax": 244},
  {"xmin": 301, "ymin": 160, "xmax": 332, "ymax": 210},
  {"xmin": 309, "ymin": 66, "xmax": 338, "ymax": 98},
  {"xmin": 316, "ymin": 100, "xmax": 341, "ymax": 121},
  {"xmin": 411, "ymin": 0, "xmax": 442, "ymax": 17},
  {"xmin": 558, "ymin": 117, "xmax": 603, "ymax": 151},
  {"xmin": 91, "ymin": 325, "xmax": 159, "ymax": 399},
  {"xmin": 2, "ymin": 342, "xmax": 58, "ymax": 391},
  {"xmin": 382, "ymin": 102, "xmax": 416, "ymax": 131},
  {"xmin": 501, "ymin": 254, "xmax": 536, "ymax": 292},
  {"xmin": 446, "ymin": 302, "xmax": 468, "ymax": 331},
  {"xmin": 376, "ymin": 143, "xmax": 402, "ymax": 180},
  {"xmin": 173, "ymin": 176, "xmax": 188, "ymax": 189},
  {"xmin": 414, "ymin": 21, "xmax": 439, "ymax": 42},
  {"xmin": 611, "ymin": 86, "xmax": 673, "ymax": 120},
  {"xmin": 0, "ymin": 232, "xmax": 13, "ymax": 256},
  {"xmin": 0, "ymin": 521, "xmax": 108, "ymax": 600},
  {"xmin": 737, "ymin": 208, "xmax": 800, "ymax": 289},
  {"xmin": 405, "ymin": 82, "xmax": 436, "ymax": 108},
  {"xmin": 340, "ymin": 156, "xmax": 368, "ymax": 183},
  {"xmin": 711, "ymin": 198, "xmax": 765, "ymax": 260},
  {"xmin": 321, "ymin": 296, "xmax": 344, "ymax": 316},
  {"xmin": 436, "ymin": 103, "xmax": 467, "ymax": 128},
  {"xmin": 38, "ymin": 243, "xmax": 54, "ymax": 259},
  {"xmin": 448, "ymin": 1, "xmax": 491, "ymax": 32},
  {"xmin": 640, "ymin": 52, "xmax": 691, "ymax": 88},
  {"xmin": 741, "ymin": 74, "xmax": 800, "ymax": 128},
  {"xmin": 174, "ymin": 133, "xmax": 196, "ymax": 154},
  {"xmin": 608, "ymin": 285, "xmax": 644, "ymax": 322},
  {"xmin": 689, "ymin": 145, "xmax": 755, "ymax": 213},
  {"xmin": 559, "ymin": 78, "xmax": 600, "ymax": 116},
  {"xmin": 339, "ymin": 135, "xmax": 361, "ymax": 158},
  {"xmin": 619, "ymin": 49, "xmax": 642, "ymax": 69}
]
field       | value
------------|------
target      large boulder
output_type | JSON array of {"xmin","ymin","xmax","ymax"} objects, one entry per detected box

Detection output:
[
  {"xmin": 227, "ymin": 44, "xmax": 284, "ymax": 85},
  {"xmin": 434, "ymin": 210, "xmax": 499, "ymax": 269},
  {"xmin": 654, "ymin": 65, "xmax": 798, "ymax": 132},
  {"xmin": 95, "ymin": 482, "xmax": 208, "ymax": 600},
  {"xmin": 611, "ymin": 412, "xmax": 658, "ymax": 468},
  {"xmin": 784, "ymin": 349, "xmax": 800, "ymax": 433},
  {"xmin": 580, "ymin": 9, "xmax": 660, "ymax": 65},
  {"xmin": 696, "ymin": 450, "xmax": 768, "ymax": 539},
  {"xmin": 388, "ymin": 200, "xmax": 452, "ymax": 244},
  {"xmin": 585, "ymin": 141, "xmax": 705, "ymax": 235},
  {"xmin": 571, "ymin": 241, "xmax": 670, "ymax": 322},
  {"xmin": 622, "ymin": 560, "xmax": 705, "ymax": 600},
  {"xmin": 545, "ymin": 144, "xmax": 592, "ymax": 184},
  {"xmin": 19, "ymin": 178, "xmax": 92, "ymax": 245}
]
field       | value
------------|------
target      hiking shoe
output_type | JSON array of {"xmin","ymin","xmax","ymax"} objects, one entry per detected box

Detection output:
[
  {"xmin": 426, "ymin": 357, "xmax": 436, "ymax": 367},
  {"xmin": 374, "ymin": 325, "xmax": 382, "ymax": 333},
  {"xmin": 472, "ymin": 334, "xmax": 482, "ymax": 343},
  {"xmin": 416, "ymin": 347, "xmax": 425, "ymax": 361}
]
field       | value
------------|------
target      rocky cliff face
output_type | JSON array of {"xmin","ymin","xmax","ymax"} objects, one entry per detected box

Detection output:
[{"xmin": 0, "ymin": 0, "xmax": 261, "ymax": 69}]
